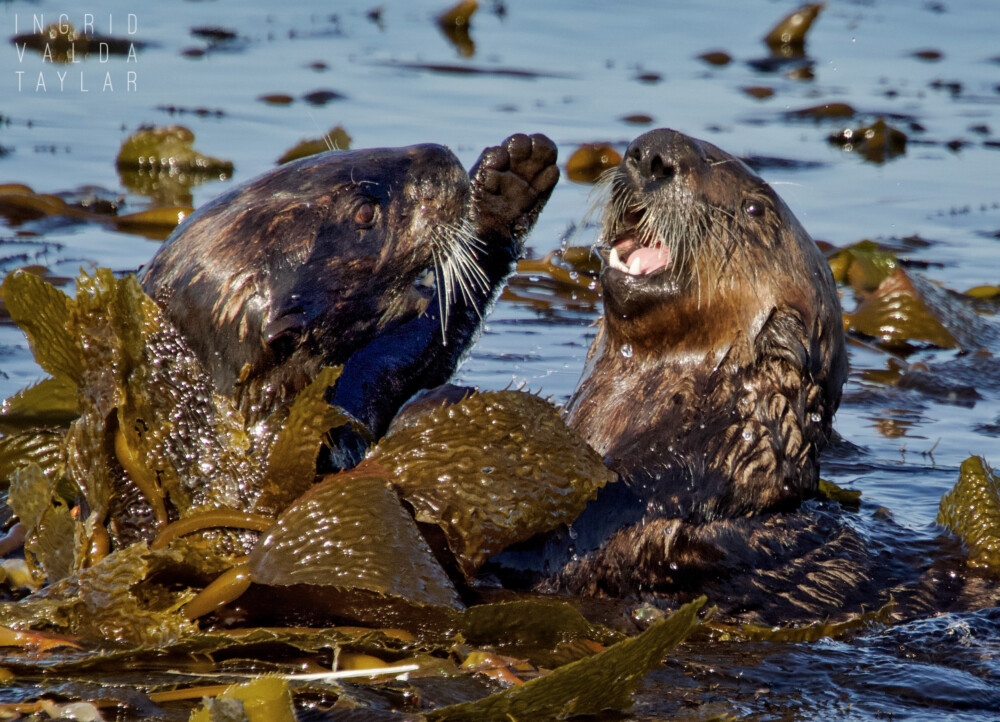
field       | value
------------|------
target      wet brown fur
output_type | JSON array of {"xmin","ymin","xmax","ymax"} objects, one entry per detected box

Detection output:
[
  {"xmin": 535, "ymin": 129, "xmax": 864, "ymax": 620},
  {"xmin": 566, "ymin": 129, "xmax": 846, "ymax": 519},
  {"xmin": 142, "ymin": 145, "xmax": 471, "ymax": 420}
]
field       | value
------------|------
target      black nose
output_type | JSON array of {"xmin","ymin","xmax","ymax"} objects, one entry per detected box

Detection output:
[
  {"xmin": 623, "ymin": 128, "xmax": 699, "ymax": 185},
  {"xmin": 626, "ymin": 143, "xmax": 675, "ymax": 182}
]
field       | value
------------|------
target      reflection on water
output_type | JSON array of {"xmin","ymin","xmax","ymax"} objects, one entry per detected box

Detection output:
[{"xmin": 1, "ymin": 0, "xmax": 999, "ymax": 717}]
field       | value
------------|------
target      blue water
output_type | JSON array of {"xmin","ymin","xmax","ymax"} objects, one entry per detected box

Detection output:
[{"xmin": 1, "ymin": 0, "xmax": 1000, "ymax": 717}]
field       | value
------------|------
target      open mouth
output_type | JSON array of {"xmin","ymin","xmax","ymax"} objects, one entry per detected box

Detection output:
[{"xmin": 603, "ymin": 207, "xmax": 671, "ymax": 277}]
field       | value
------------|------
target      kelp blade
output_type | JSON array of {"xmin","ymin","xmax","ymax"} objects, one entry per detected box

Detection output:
[
  {"xmin": 428, "ymin": 597, "xmax": 704, "ymax": 721},
  {"xmin": 374, "ymin": 391, "xmax": 616, "ymax": 579},
  {"xmin": 938, "ymin": 456, "xmax": 1000, "ymax": 573}
]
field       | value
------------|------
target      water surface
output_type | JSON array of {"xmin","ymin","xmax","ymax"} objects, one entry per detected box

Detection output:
[{"xmin": 1, "ymin": 0, "xmax": 999, "ymax": 718}]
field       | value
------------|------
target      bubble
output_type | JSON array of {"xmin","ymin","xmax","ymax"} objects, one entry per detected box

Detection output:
[{"xmin": 621, "ymin": 343, "xmax": 634, "ymax": 358}]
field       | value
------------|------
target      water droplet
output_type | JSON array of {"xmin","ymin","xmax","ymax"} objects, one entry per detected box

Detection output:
[
  {"xmin": 621, "ymin": 343, "xmax": 634, "ymax": 358},
  {"xmin": 810, "ymin": 412, "xmax": 822, "ymax": 423},
  {"xmin": 742, "ymin": 429, "xmax": 753, "ymax": 441},
  {"xmin": 568, "ymin": 526, "xmax": 578, "ymax": 540}
]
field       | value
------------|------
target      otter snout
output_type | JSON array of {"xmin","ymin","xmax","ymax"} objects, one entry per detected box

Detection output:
[{"xmin": 621, "ymin": 128, "xmax": 708, "ymax": 193}]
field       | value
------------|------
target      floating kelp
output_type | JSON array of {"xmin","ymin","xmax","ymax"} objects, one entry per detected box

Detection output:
[
  {"xmin": 116, "ymin": 125, "xmax": 233, "ymax": 207},
  {"xmin": 247, "ymin": 473, "xmax": 465, "ymax": 625},
  {"xmin": 0, "ymin": 183, "xmax": 188, "ymax": 240},
  {"xmin": 506, "ymin": 246, "xmax": 603, "ymax": 311},
  {"xmin": 276, "ymin": 126, "xmax": 352, "ymax": 164},
  {"xmin": 459, "ymin": 597, "xmax": 619, "ymax": 668},
  {"xmin": 0, "ymin": 183, "xmax": 84, "ymax": 225},
  {"xmin": 438, "ymin": 0, "xmax": 478, "ymax": 57},
  {"xmin": 428, "ymin": 597, "xmax": 703, "ymax": 721},
  {"xmin": 966, "ymin": 284, "xmax": 1000, "ymax": 300},
  {"xmin": 789, "ymin": 102, "xmax": 856, "ymax": 119},
  {"xmin": 699, "ymin": 50, "xmax": 732, "ymax": 66},
  {"xmin": 0, "ymin": 542, "xmax": 199, "ymax": 645},
  {"xmin": 372, "ymin": 391, "xmax": 616, "ymax": 579},
  {"xmin": 190, "ymin": 677, "xmax": 295, "ymax": 722},
  {"xmin": 620, "ymin": 113, "xmax": 654, "ymax": 125},
  {"xmin": 111, "ymin": 207, "xmax": 192, "ymax": 240},
  {"xmin": 829, "ymin": 117, "xmax": 908, "ymax": 163},
  {"xmin": 845, "ymin": 267, "xmax": 989, "ymax": 351},
  {"xmin": 11, "ymin": 22, "xmax": 142, "ymax": 64},
  {"xmin": 0, "ymin": 269, "xmax": 356, "ymax": 630},
  {"xmin": 566, "ymin": 143, "xmax": 622, "ymax": 183},
  {"xmin": 938, "ymin": 456, "xmax": 1000, "ymax": 574},
  {"xmin": 818, "ymin": 479, "xmax": 862, "ymax": 508},
  {"xmin": 763, "ymin": 3, "xmax": 824, "ymax": 51},
  {"xmin": 826, "ymin": 239, "xmax": 900, "ymax": 292},
  {"xmin": 706, "ymin": 601, "xmax": 893, "ymax": 643},
  {"xmin": 744, "ymin": 86, "xmax": 776, "ymax": 100}
]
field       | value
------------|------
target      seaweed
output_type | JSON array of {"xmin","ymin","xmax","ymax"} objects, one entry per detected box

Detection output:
[
  {"xmin": 249, "ymin": 473, "xmax": 464, "ymax": 613},
  {"xmin": 566, "ymin": 143, "xmax": 622, "ymax": 183},
  {"xmin": 276, "ymin": 126, "xmax": 352, "ymax": 164},
  {"xmin": 938, "ymin": 456, "xmax": 1000, "ymax": 574},
  {"xmin": 428, "ymin": 596, "xmax": 704, "ymax": 721},
  {"xmin": 826, "ymin": 240, "xmax": 899, "ymax": 292},
  {"xmin": 373, "ymin": 391, "xmax": 616, "ymax": 579},
  {"xmin": 190, "ymin": 677, "xmax": 296, "ymax": 722},
  {"xmin": 845, "ymin": 267, "xmax": 988, "ymax": 350},
  {"xmin": 706, "ymin": 602, "xmax": 894, "ymax": 643},
  {"xmin": 116, "ymin": 125, "xmax": 233, "ymax": 207}
]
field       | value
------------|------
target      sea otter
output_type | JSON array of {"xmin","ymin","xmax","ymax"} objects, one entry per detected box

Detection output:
[
  {"xmin": 141, "ymin": 134, "xmax": 558, "ymax": 467},
  {"xmin": 486, "ymin": 128, "xmax": 862, "ymax": 617}
]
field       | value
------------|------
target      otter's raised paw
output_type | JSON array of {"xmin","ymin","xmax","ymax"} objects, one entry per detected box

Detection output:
[{"xmin": 470, "ymin": 133, "xmax": 559, "ymax": 245}]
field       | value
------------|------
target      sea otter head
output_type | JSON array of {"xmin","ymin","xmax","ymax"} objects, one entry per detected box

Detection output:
[
  {"xmin": 596, "ymin": 128, "xmax": 833, "ymax": 366},
  {"xmin": 142, "ymin": 144, "xmax": 483, "ymax": 401}
]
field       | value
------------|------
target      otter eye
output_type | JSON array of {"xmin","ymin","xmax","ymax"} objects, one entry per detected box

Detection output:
[
  {"xmin": 743, "ymin": 199, "xmax": 766, "ymax": 218},
  {"xmin": 354, "ymin": 201, "xmax": 376, "ymax": 226}
]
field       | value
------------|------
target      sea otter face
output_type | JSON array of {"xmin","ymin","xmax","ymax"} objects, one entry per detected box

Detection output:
[
  {"xmin": 596, "ymin": 128, "xmax": 823, "ymax": 361},
  {"xmin": 141, "ymin": 144, "xmax": 480, "ymax": 399}
]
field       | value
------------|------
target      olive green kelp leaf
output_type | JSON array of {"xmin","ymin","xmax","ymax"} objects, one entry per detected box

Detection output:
[
  {"xmin": 845, "ymin": 267, "xmax": 989, "ymax": 351},
  {"xmin": 706, "ymin": 601, "xmax": 894, "ymax": 643},
  {"xmin": 0, "ymin": 376, "xmax": 79, "ymax": 434},
  {"xmin": 373, "ymin": 391, "xmax": 616, "ymax": 579},
  {"xmin": 938, "ymin": 456, "xmax": 1000, "ymax": 574},
  {"xmin": 460, "ymin": 597, "xmax": 621, "ymax": 668},
  {"xmin": 826, "ymin": 239, "xmax": 899, "ymax": 292},
  {"xmin": 116, "ymin": 125, "xmax": 234, "ymax": 207},
  {"xmin": 0, "ymin": 429, "xmax": 65, "ymax": 488},
  {"xmin": 249, "ymin": 474, "xmax": 464, "ymax": 623},
  {"xmin": 0, "ymin": 543, "xmax": 198, "ymax": 646},
  {"xmin": 7, "ymin": 463, "xmax": 81, "ymax": 587},
  {"xmin": 190, "ymin": 677, "xmax": 296, "ymax": 722},
  {"xmin": 428, "ymin": 596, "xmax": 704, "ymax": 721},
  {"xmin": 1, "ymin": 270, "xmax": 79, "ymax": 383},
  {"xmin": 255, "ymin": 366, "xmax": 352, "ymax": 515}
]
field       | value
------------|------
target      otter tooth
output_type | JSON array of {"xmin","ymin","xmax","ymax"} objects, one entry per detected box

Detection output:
[
  {"xmin": 609, "ymin": 247, "xmax": 630, "ymax": 273},
  {"xmin": 629, "ymin": 256, "xmax": 642, "ymax": 275},
  {"xmin": 414, "ymin": 267, "xmax": 436, "ymax": 290}
]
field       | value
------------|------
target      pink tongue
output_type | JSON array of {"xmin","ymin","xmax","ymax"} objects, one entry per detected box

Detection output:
[{"xmin": 628, "ymin": 246, "xmax": 670, "ymax": 274}]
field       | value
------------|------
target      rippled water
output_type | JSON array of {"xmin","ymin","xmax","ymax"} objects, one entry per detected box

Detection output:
[{"xmin": 1, "ymin": 0, "xmax": 999, "ymax": 718}]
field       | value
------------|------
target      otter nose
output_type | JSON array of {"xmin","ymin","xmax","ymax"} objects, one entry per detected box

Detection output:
[
  {"xmin": 623, "ymin": 129, "xmax": 703, "ymax": 186},
  {"xmin": 625, "ymin": 143, "xmax": 676, "ymax": 183}
]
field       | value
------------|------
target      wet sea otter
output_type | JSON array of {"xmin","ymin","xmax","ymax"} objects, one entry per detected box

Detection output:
[
  {"xmin": 141, "ymin": 134, "xmax": 558, "ymax": 467},
  {"xmin": 486, "ymin": 128, "xmax": 871, "ymax": 618}
]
